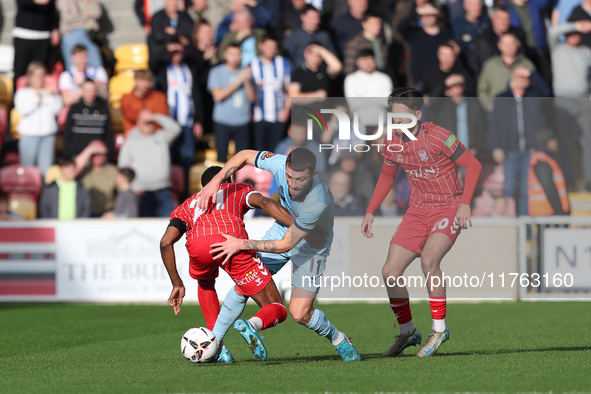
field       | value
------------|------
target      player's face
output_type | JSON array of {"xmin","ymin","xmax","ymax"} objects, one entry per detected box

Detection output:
[
  {"xmin": 286, "ymin": 166, "xmax": 316, "ymax": 200},
  {"xmin": 390, "ymin": 103, "xmax": 422, "ymax": 134}
]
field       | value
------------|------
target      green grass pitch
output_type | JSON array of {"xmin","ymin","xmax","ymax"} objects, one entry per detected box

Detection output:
[{"xmin": 1, "ymin": 301, "xmax": 589, "ymax": 393}]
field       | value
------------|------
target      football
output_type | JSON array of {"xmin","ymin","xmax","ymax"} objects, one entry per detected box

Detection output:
[{"xmin": 180, "ymin": 327, "xmax": 219, "ymax": 363}]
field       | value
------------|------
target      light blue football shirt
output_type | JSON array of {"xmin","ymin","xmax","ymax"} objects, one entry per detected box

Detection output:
[{"xmin": 254, "ymin": 151, "xmax": 334, "ymax": 255}]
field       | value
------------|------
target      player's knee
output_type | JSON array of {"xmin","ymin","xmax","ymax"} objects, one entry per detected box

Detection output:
[
  {"xmin": 382, "ymin": 264, "xmax": 402, "ymax": 280},
  {"xmin": 289, "ymin": 306, "xmax": 313, "ymax": 325},
  {"xmin": 274, "ymin": 302, "xmax": 288, "ymax": 324},
  {"xmin": 197, "ymin": 279, "xmax": 216, "ymax": 290},
  {"xmin": 420, "ymin": 256, "xmax": 440, "ymax": 275}
]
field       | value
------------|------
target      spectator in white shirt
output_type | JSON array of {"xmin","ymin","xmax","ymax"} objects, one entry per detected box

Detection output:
[{"xmin": 344, "ymin": 48, "xmax": 393, "ymax": 132}]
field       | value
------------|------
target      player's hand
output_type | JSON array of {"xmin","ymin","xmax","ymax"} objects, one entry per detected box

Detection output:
[
  {"xmin": 210, "ymin": 234, "xmax": 242, "ymax": 265},
  {"xmin": 197, "ymin": 178, "xmax": 221, "ymax": 210},
  {"xmin": 456, "ymin": 204, "xmax": 472, "ymax": 229},
  {"xmin": 361, "ymin": 213, "xmax": 374, "ymax": 238},
  {"xmin": 168, "ymin": 283, "xmax": 186, "ymax": 315}
]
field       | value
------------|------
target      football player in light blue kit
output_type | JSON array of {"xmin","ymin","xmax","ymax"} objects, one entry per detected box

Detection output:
[{"xmin": 199, "ymin": 147, "xmax": 361, "ymax": 362}]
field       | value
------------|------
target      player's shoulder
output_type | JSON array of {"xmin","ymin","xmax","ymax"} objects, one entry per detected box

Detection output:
[
  {"xmin": 304, "ymin": 179, "xmax": 332, "ymax": 206},
  {"xmin": 254, "ymin": 150, "xmax": 287, "ymax": 169},
  {"xmin": 422, "ymin": 121, "xmax": 457, "ymax": 145}
]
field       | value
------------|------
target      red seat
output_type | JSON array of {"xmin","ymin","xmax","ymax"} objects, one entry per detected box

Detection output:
[
  {"xmin": 170, "ymin": 165, "xmax": 186, "ymax": 206},
  {"xmin": 15, "ymin": 74, "xmax": 59, "ymax": 92},
  {"xmin": 3, "ymin": 151, "xmax": 20, "ymax": 166},
  {"xmin": 0, "ymin": 165, "xmax": 43, "ymax": 203}
]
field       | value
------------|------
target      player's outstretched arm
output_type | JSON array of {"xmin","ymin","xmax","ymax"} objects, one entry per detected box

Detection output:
[
  {"xmin": 453, "ymin": 149, "xmax": 483, "ymax": 229},
  {"xmin": 210, "ymin": 225, "xmax": 309, "ymax": 265},
  {"xmin": 362, "ymin": 162, "xmax": 399, "ymax": 238},
  {"xmin": 160, "ymin": 226, "xmax": 185, "ymax": 315},
  {"xmin": 197, "ymin": 149, "xmax": 260, "ymax": 210},
  {"xmin": 248, "ymin": 192, "xmax": 294, "ymax": 227}
]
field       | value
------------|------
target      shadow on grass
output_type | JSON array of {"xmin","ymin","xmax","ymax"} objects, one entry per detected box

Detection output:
[
  {"xmin": 437, "ymin": 345, "xmax": 591, "ymax": 357},
  {"xmin": 217, "ymin": 346, "xmax": 591, "ymax": 365}
]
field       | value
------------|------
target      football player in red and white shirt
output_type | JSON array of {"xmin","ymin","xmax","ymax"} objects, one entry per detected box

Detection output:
[
  {"xmin": 361, "ymin": 87, "xmax": 482, "ymax": 357},
  {"xmin": 160, "ymin": 166, "xmax": 293, "ymax": 362}
]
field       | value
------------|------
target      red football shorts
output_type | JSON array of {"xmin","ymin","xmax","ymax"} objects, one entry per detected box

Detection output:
[
  {"xmin": 186, "ymin": 234, "xmax": 272, "ymax": 296},
  {"xmin": 390, "ymin": 206, "xmax": 462, "ymax": 254}
]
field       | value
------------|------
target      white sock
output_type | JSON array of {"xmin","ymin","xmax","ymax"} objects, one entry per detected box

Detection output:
[
  {"xmin": 248, "ymin": 317, "xmax": 263, "ymax": 332},
  {"xmin": 330, "ymin": 331, "xmax": 345, "ymax": 346},
  {"xmin": 432, "ymin": 318, "xmax": 446, "ymax": 332},
  {"xmin": 399, "ymin": 320, "xmax": 415, "ymax": 336}
]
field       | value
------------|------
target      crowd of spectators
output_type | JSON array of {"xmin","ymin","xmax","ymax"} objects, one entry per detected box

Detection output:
[{"xmin": 2, "ymin": 0, "xmax": 591, "ymax": 220}]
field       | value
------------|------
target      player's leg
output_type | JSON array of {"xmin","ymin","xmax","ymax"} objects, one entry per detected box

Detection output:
[
  {"xmin": 234, "ymin": 279, "xmax": 288, "ymax": 361},
  {"xmin": 196, "ymin": 279, "xmax": 220, "ymax": 330},
  {"xmin": 382, "ymin": 243, "xmax": 422, "ymax": 357},
  {"xmin": 416, "ymin": 232, "xmax": 453, "ymax": 357},
  {"xmin": 187, "ymin": 235, "xmax": 234, "ymax": 363},
  {"xmin": 226, "ymin": 251, "xmax": 286, "ymax": 361},
  {"xmin": 290, "ymin": 256, "xmax": 361, "ymax": 361},
  {"xmin": 382, "ymin": 209, "xmax": 428, "ymax": 357}
]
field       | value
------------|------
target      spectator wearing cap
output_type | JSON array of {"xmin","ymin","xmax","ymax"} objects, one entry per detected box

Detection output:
[
  {"xmin": 282, "ymin": 4, "xmax": 337, "ymax": 68},
  {"xmin": 398, "ymin": 2, "xmax": 453, "ymax": 88},
  {"xmin": 548, "ymin": 19, "xmax": 591, "ymax": 191},
  {"xmin": 343, "ymin": 11, "xmax": 387, "ymax": 75},
  {"xmin": 120, "ymin": 69, "xmax": 168, "ymax": 136}
]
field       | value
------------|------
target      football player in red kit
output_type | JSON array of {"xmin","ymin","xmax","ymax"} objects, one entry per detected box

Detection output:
[
  {"xmin": 160, "ymin": 166, "xmax": 293, "ymax": 362},
  {"xmin": 361, "ymin": 88, "xmax": 482, "ymax": 357}
]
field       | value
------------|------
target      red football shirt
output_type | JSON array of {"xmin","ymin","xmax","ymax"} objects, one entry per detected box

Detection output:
[
  {"xmin": 383, "ymin": 121, "xmax": 465, "ymax": 209},
  {"xmin": 170, "ymin": 183, "xmax": 257, "ymax": 242}
]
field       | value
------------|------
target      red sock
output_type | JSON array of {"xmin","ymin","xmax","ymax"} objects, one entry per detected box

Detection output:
[
  {"xmin": 197, "ymin": 281, "xmax": 220, "ymax": 330},
  {"xmin": 253, "ymin": 303, "xmax": 287, "ymax": 330},
  {"xmin": 390, "ymin": 298, "xmax": 412, "ymax": 325},
  {"xmin": 429, "ymin": 295, "xmax": 446, "ymax": 320}
]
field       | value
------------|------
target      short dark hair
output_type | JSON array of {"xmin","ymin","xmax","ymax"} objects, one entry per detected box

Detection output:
[
  {"xmin": 362, "ymin": 11, "xmax": 381, "ymax": 22},
  {"xmin": 387, "ymin": 87, "xmax": 424, "ymax": 111},
  {"xmin": 286, "ymin": 148, "xmax": 316, "ymax": 173},
  {"xmin": 72, "ymin": 45, "xmax": 87, "ymax": 55},
  {"xmin": 119, "ymin": 167, "xmax": 136, "ymax": 183},
  {"xmin": 57, "ymin": 156, "xmax": 75, "ymax": 168},
  {"xmin": 201, "ymin": 166, "xmax": 224, "ymax": 187},
  {"xmin": 301, "ymin": 4, "xmax": 319, "ymax": 15},
  {"xmin": 225, "ymin": 43, "xmax": 242, "ymax": 51},
  {"xmin": 357, "ymin": 48, "xmax": 375, "ymax": 58},
  {"xmin": 260, "ymin": 34, "xmax": 278, "ymax": 43},
  {"xmin": 492, "ymin": 5, "xmax": 510, "ymax": 14}
]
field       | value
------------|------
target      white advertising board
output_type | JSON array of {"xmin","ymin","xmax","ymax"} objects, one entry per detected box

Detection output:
[{"xmin": 542, "ymin": 228, "xmax": 591, "ymax": 289}]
